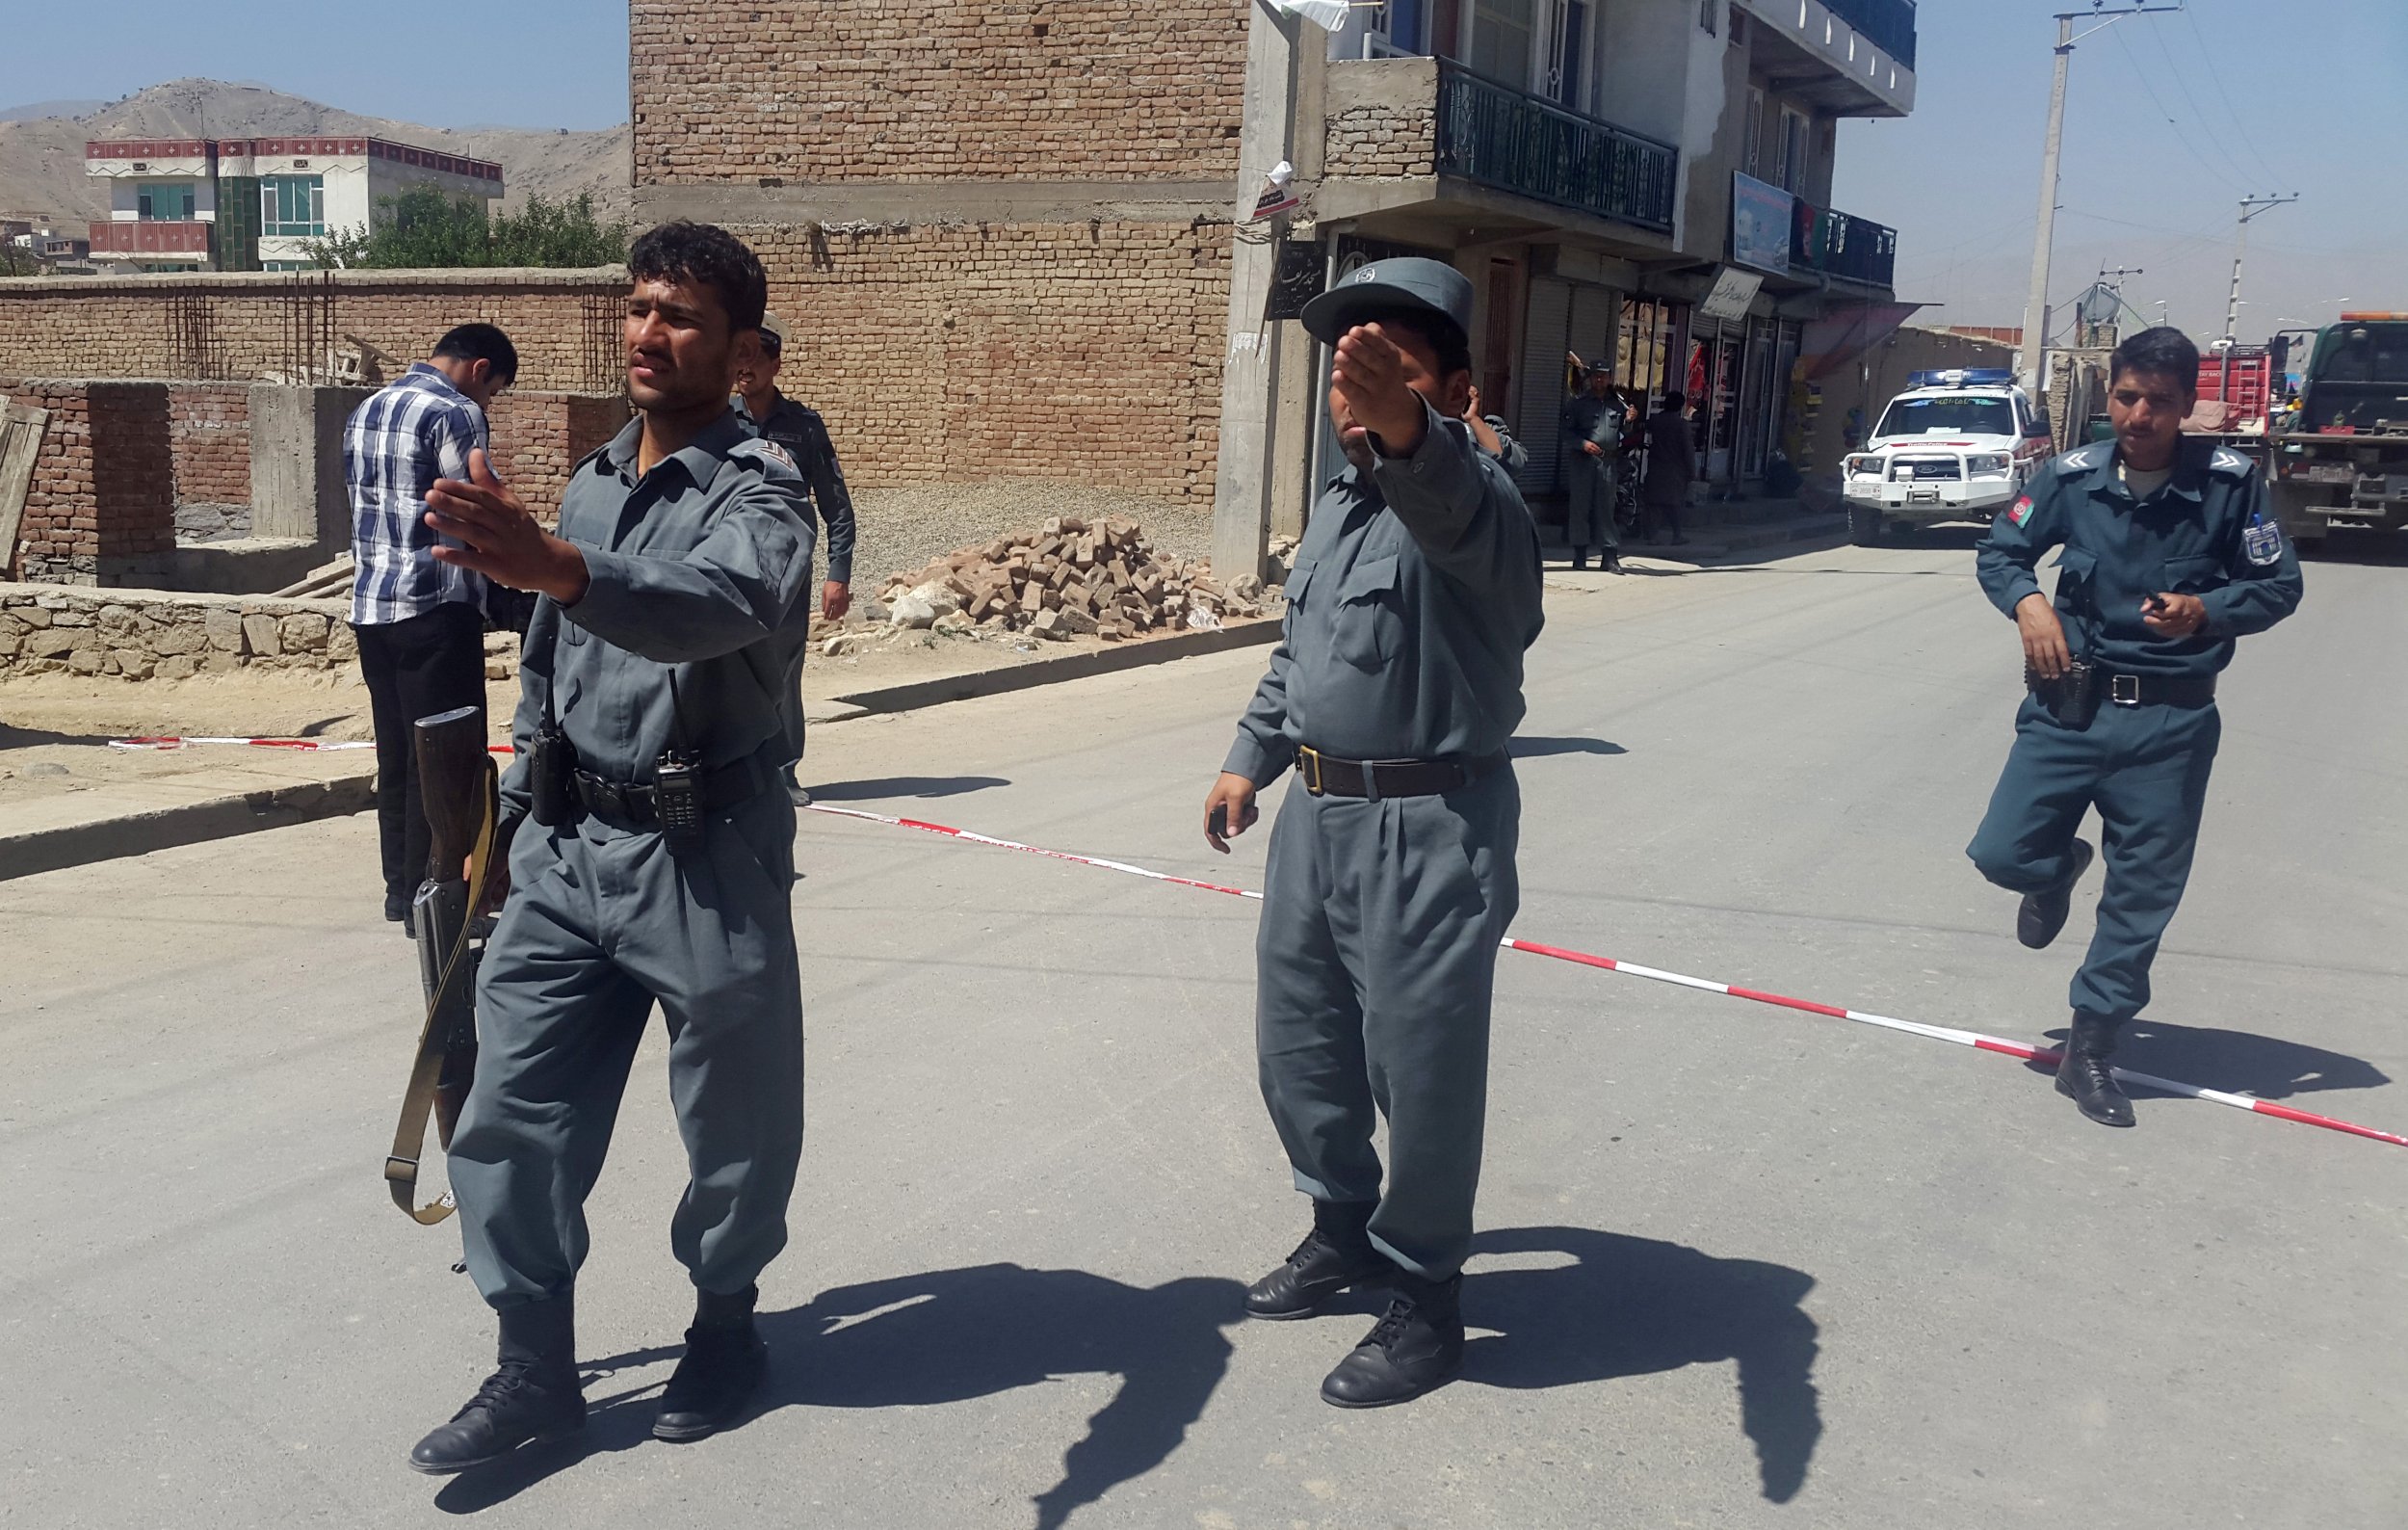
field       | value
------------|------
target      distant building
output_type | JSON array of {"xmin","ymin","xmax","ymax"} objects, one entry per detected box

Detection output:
[{"xmin": 84, "ymin": 136, "xmax": 504, "ymax": 273}]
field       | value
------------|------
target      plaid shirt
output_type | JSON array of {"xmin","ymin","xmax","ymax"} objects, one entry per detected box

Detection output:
[{"xmin": 346, "ymin": 364, "xmax": 490, "ymax": 625}]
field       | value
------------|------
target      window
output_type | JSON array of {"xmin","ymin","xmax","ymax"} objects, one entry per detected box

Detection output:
[
  {"xmin": 1699, "ymin": 0, "xmax": 1717, "ymax": 36},
  {"xmin": 1875, "ymin": 396, "xmax": 2018, "ymax": 438},
  {"xmin": 1776, "ymin": 107, "xmax": 1809, "ymax": 193},
  {"xmin": 1545, "ymin": 0, "xmax": 1591, "ymax": 108},
  {"xmin": 1743, "ymin": 87, "xmax": 1766, "ymax": 176},
  {"xmin": 261, "ymin": 174, "xmax": 325, "ymax": 238},
  {"xmin": 136, "ymin": 183, "xmax": 196, "ymax": 221},
  {"xmin": 1471, "ymin": 0, "xmax": 1535, "ymax": 85}
]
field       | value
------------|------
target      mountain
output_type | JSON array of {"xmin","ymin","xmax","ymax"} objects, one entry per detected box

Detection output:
[
  {"xmin": 0, "ymin": 100, "xmax": 107, "ymax": 123},
  {"xmin": 0, "ymin": 78, "xmax": 629, "ymax": 226}
]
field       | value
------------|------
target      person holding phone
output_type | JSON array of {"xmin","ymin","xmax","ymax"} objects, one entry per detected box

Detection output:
[{"xmin": 1966, "ymin": 327, "xmax": 2302, "ymax": 1128}]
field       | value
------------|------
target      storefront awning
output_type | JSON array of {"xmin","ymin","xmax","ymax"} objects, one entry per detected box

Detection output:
[{"xmin": 1797, "ymin": 302, "xmax": 1929, "ymax": 381}]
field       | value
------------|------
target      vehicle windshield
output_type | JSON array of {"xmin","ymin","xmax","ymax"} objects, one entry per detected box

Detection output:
[
  {"xmin": 1875, "ymin": 395, "xmax": 2016, "ymax": 438},
  {"xmin": 2311, "ymin": 324, "xmax": 2408, "ymax": 384}
]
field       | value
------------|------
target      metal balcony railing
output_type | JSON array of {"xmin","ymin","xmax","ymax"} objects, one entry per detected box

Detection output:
[
  {"xmin": 1791, "ymin": 204, "xmax": 1897, "ymax": 287},
  {"xmin": 1821, "ymin": 0, "xmax": 1918, "ymax": 70},
  {"xmin": 1433, "ymin": 61, "xmax": 1678, "ymax": 234}
]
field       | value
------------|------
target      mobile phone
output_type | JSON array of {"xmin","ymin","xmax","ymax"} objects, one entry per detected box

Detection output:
[{"xmin": 1210, "ymin": 804, "xmax": 1230, "ymax": 838}]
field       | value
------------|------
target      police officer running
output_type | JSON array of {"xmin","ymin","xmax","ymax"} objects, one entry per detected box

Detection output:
[
  {"xmin": 1201, "ymin": 258, "xmax": 1544, "ymax": 1408},
  {"xmin": 1967, "ymin": 326, "xmax": 2302, "ymax": 1127},
  {"xmin": 734, "ymin": 310, "xmax": 857, "ymax": 805},
  {"xmin": 403, "ymin": 222, "xmax": 818, "ymax": 1470}
]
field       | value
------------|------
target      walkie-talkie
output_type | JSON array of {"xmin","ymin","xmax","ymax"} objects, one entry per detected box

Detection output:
[{"xmin": 654, "ymin": 750, "xmax": 703, "ymax": 852}]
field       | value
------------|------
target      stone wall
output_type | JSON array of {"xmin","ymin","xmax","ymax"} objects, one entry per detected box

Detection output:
[
  {"xmin": 2, "ymin": 381, "xmax": 176, "ymax": 588},
  {"xmin": 0, "ymin": 581, "xmax": 352, "ymax": 679},
  {"xmin": 0, "ymin": 268, "xmax": 623, "ymax": 395},
  {"xmin": 167, "ymin": 383, "xmax": 251, "ymax": 541},
  {"xmin": 631, "ymin": 0, "xmax": 1248, "ymax": 184}
]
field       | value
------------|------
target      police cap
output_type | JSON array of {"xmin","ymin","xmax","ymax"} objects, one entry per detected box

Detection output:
[{"xmin": 1300, "ymin": 257, "xmax": 1474, "ymax": 349}]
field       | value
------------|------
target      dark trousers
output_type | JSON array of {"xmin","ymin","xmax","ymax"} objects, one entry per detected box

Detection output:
[
  {"xmin": 1643, "ymin": 490, "xmax": 1686, "ymax": 542},
  {"xmin": 354, "ymin": 602, "xmax": 487, "ymax": 902},
  {"xmin": 1967, "ymin": 695, "xmax": 2222, "ymax": 1025}
]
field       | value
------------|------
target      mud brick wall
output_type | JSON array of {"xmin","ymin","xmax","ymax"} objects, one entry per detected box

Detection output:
[
  {"xmin": 631, "ymin": 1, "xmax": 1248, "ymax": 183},
  {"xmin": 0, "ymin": 269, "xmax": 623, "ymax": 395},
  {"xmin": 167, "ymin": 383, "xmax": 251, "ymax": 541},
  {"xmin": 3, "ymin": 380, "xmax": 175, "ymax": 587},
  {"xmin": 0, "ymin": 581, "xmax": 352, "ymax": 678},
  {"xmin": 733, "ymin": 219, "xmax": 1232, "ymax": 498},
  {"xmin": 485, "ymin": 391, "xmax": 632, "ymax": 527}
]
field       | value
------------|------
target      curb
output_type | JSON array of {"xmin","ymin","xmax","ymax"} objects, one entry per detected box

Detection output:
[
  {"xmin": 0, "ymin": 770, "xmax": 377, "ymax": 883},
  {"xmin": 824, "ymin": 617, "xmax": 1282, "ymax": 718}
]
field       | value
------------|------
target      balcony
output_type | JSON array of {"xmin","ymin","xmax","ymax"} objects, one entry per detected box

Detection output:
[
  {"xmin": 1732, "ymin": 0, "xmax": 1917, "ymax": 117},
  {"xmin": 1790, "ymin": 202, "xmax": 1896, "ymax": 288},
  {"xmin": 89, "ymin": 220, "xmax": 210, "ymax": 258},
  {"xmin": 1433, "ymin": 62, "xmax": 1678, "ymax": 233},
  {"xmin": 1823, "ymin": 0, "xmax": 1918, "ymax": 70}
]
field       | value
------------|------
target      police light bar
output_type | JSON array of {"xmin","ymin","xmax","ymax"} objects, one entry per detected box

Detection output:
[
  {"xmin": 2338, "ymin": 312, "xmax": 2408, "ymax": 322},
  {"xmin": 1906, "ymin": 368, "xmax": 2017, "ymax": 388}
]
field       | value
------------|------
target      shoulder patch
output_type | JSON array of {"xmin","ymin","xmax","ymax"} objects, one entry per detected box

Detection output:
[
  {"xmin": 2005, "ymin": 494, "xmax": 2034, "ymax": 527},
  {"xmin": 2242, "ymin": 508, "xmax": 2284, "ymax": 567},
  {"xmin": 2056, "ymin": 444, "xmax": 2107, "ymax": 474},
  {"xmin": 2211, "ymin": 446, "xmax": 2254, "ymax": 476},
  {"xmin": 728, "ymin": 437, "xmax": 798, "ymax": 475}
]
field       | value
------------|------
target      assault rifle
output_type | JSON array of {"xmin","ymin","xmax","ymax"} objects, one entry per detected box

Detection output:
[{"xmin": 383, "ymin": 705, "xmax": 499, "ymax": 1225}]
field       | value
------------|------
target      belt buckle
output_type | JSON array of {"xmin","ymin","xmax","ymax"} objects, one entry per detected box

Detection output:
[
  {"xmin": 1299, "ymin": 746, "xmax": 1325, "ymax": 797},
  {"xmin": 2110, "ymin": 673, "xmax": 2141, "ymax": 707}
]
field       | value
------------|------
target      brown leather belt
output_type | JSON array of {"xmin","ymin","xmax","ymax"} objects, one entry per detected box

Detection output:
[{"xmin": 1296, "ymin": 746, "xmax": 1508, "ymax": 800}]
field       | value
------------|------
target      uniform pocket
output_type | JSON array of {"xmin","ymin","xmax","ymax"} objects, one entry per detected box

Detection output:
[
  {"xmin": 2161, "ymin": 554, "xmax": 2223, "ymax": 594},
  {"xmin": 1331, "ymin": 552, "xmax": 1402, "ymax": 672}
]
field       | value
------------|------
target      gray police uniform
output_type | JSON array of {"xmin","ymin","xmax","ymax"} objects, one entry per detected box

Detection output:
[
  {"xmin": 1224, "ymin": 399, "xmax": 1545, "ymax": 1281},
  {"xmin": 1560, "ymin": 392, "xmax": 1625, "ymax": 552},
  {"xmin": 1967, "ymin": 437, "xmax": 2302, "ymax": 1028},
  {"xmin": 1478, "ymin": 413, "xmax": 1529, "ymax": 477},
  {"xmin": 734, "ymin": 391, "xmax": 856, "ymax": 768},
  {"xmin": 450, "ymin": 410, "xmax": 817, "ymax": 1310}
]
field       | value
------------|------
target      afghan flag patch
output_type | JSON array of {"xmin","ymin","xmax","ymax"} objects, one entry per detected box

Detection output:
[{"xmin": 2005, "ymin": 495, "xmax": 2034, "ymax": 526}]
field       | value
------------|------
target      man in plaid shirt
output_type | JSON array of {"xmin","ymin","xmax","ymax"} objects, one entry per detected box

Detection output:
[{"xmin": 345, "ymin": 323, "xmax": 517, "ymax": 931}]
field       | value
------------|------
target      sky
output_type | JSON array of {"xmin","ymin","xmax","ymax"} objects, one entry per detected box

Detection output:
[
  {"xmin": 1833, "ymin": 0, "xmax": 2408, "ymax": 338},
  {"xmin": 0, "ymin": 0, "xmax": 630, "ymax": 132}
]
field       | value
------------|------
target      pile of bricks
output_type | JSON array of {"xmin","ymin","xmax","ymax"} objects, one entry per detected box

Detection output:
[{"xmin": 878, "ymin": 516, "xmax": 1267, "ymax": 643}]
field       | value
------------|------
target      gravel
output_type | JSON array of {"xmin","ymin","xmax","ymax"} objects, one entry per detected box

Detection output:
[{"xmin": 846, "ymin": 483, "xmax": 1214, "ymax": 588}]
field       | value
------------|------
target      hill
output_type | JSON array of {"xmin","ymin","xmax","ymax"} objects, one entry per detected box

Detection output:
[{"xmin": 0, "ymin": 79, "xmax": 629, "ymax": 226}]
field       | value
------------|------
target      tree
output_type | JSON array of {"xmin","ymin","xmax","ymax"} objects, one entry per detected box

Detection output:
[
  {"xmin": 0, "ymin": 244, "xmax": 43, "ymax": 277},
  {"xmin": 306, "ymin": 186, "xmax": 628, "ymax": 270}
]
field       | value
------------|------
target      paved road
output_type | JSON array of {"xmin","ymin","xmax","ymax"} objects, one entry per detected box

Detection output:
[{"xmin": 7, "ymin": 532, "xmax": 2403, "ymax": 1528}]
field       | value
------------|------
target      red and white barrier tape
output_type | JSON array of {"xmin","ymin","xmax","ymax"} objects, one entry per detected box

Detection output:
[
  {"xmin": 805, "ymin": 802, "xmax": 2407, "ymax": 1151},
  {"xmin": 109, "ymin": 736, "xmax": 514, "ymax": 756}
]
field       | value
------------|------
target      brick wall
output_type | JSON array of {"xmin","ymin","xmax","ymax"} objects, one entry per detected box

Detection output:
[
  {"xmin": 486, "ymin": 391, "xmax": 632, "ymax": 526},
  {"xmin": 0, "ymin": 269, "xmax": 622, "ymax": 394},
  {"xmin": 631, "ymin": 1, "xmax": 1249, "ymax": 184},
  {"xmin": 3, "ymin": 380, "xmax": 175, "ymax": 587},
  {"xmin": 167, "ymin": 383, "xmax": 250, "ymax": 541}
]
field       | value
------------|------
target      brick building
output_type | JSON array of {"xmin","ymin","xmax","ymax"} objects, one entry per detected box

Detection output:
[{"xmin": 627, "ymin": 0, "xmax": 1919, "ymax": 556}]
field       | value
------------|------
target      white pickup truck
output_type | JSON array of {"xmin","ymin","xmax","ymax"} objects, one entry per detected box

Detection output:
[{"xmin": 1842, "ymin": 369, "xmax": 2054, "ymax": 545}]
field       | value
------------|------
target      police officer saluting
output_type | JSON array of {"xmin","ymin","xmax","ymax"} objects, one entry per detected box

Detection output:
[
  {"xmin": 1202, "ymin": 258, "xmax": 1543, "ymax": 1408},
  {"xmin": 1967, "ymin": 327, "xmax": 2302, "ymax": 1127},
  {"xmin": 404, "ymin": 222, "xmax": 818, "ymax": 1469}
]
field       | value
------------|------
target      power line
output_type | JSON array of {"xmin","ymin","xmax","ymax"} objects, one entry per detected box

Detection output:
[
  {"xmin": 2139, "ymin": 16, "xmax": 2265, "ymax": 193},
  {"xmin": 2180, "ymin": 2, "xmax": 2287, "ymax": 188},
  {"xmin": 2107, "ymin": 22, "xmax": 2249, "ymax": 194}
]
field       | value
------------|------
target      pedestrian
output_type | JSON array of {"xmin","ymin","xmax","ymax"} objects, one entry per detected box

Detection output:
[
  {"xmin": 1560, "ymin": 364, "xmax": 1628, "ymax": 571},
  {"xmin": 401, "ymin": 222, "xmax": 818, "ymax": 1470},
  {"xmin": 1966, "ymin": 326, "xmax": 2302, "ymax": 1128},
  {"xmin": 1460, "ymin": 382, "xmax": 1527, "ymax": 475},
  {"xmin": 345, "ymin": 323, "xmax": 517, "ymax": 934},
  {"xmin": 1641, "ymin": 390, "xmax": 1695, "ymax": 546},
  {"xmin": 733, "ymin": 309, "xmax": 857, "ymax": 806},
  {"xmin": 1200, "ymin": 257, "xmax": 1544, "ymax": 1409}
]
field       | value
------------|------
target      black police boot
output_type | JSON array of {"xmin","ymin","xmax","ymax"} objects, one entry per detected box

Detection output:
[
  {"xmin": 2055, "ymin": 1013, "xmax": 2135, "ymax": 1127},
  {"xmin": 1571, "ymin": 547, "xmax": 1590, "ymax": 570},
  {"xmin": 2017, "ymin": 837, "xmax": 2095, "ymax": 950},
  {"xmin": 408, "ymin": 1296, "xmax": 586, "ymax": 1474},
  {"xmin": 654, "ymin": 1284, "xmax": 769, "ymax": 1442},
  {"xmin": 1320, "ymin": 1271, "xmax": 1466, "ymax": 1409},
  {"xmin": 1246, "ymin": 1200, "xmax": 1385, "ymax": 1321}
]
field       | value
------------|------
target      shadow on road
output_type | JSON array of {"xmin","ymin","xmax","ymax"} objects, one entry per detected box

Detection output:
[
  {"xmin": 1464, "ymin": 1225, "xmax": 1822, "ymax": 1503},
  {"xmin": 1509, "ymin": 735, "xmax": 1629, "ymax": 759},
  {"xmin": 437, "ymin": 1263, "xmax": 1245, "ymax": 1527},
  {"xmin": 2298, "ymin": 531, "xmax": 2408, "ymax": 567},
  {"xmin": 806, "ymin": 774, "xmax": 1010, "ymax": 802},
  {"xmin": 2034, "ymin": 1018, "xmax": 2391, "ymax": 1101}
]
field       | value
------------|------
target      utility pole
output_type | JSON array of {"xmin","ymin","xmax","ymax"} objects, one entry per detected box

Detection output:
[
  {"xmin": 2017, "ymin": 5, "xmax": 2182, "ymax": 398},
  {"xmin": 2221, "ymin": 193, "xmax": 2299, "ymax": 348}
]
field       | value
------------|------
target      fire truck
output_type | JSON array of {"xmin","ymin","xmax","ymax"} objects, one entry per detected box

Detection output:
[{"xmin": 2268, "ymin": 314, "xmax": 2408, "ymax": 545}]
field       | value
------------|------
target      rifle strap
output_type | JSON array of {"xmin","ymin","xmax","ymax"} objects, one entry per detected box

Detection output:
[{"xmin": 383, "ymin": 756, "xmax": 498, "ymax": 1226}]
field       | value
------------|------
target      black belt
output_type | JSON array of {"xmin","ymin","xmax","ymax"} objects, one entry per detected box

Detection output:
[
  {"xmin": 570, "ymin": 754, "xmax": 772, "ymax": 825},
  {"xmin": 2095, "ymin": 670, "xmax": 2218, "ymax": 708},
  {"xmin": 1296, "ymin": 746, "xmax": 1508, "ymax": 800}
]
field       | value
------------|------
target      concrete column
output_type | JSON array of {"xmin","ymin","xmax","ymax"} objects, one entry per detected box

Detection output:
[
  {"xmin": 249, "ymin": 384, "xmax": 371, "ymax": 551},
  {"xmin": 1209, "ymin": 1, "xmax": 1321, "ymax": 586}
]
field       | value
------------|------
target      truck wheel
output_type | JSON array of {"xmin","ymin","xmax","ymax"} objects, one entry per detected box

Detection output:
[{"xmin": 1849, "ymin": 501, "xmax": 1884, "ymax": 547}]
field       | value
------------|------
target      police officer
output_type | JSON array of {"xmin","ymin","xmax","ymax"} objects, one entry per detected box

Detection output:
[
  {"xmin": 1461, "ymin": 383, "xmax": 1528, "ymax": 476},
  {"xmin": 1560, "ymin": 364, "xmax": 1628, "ymax": 571},
  {"xmin": 1967, "ymin": 326, "xmax": 2302, "ymax": 1128},
  {"xmin": 404, "ymin": 222, "xmax": 817, "ymax": 1470},
  {"xmin": 1202, "ymin": 258, "xmax": 1544, "ymax": 1409},
  {"xmin": 733, "ymin": 310, "xmax": 857, "ymax": 805}
]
